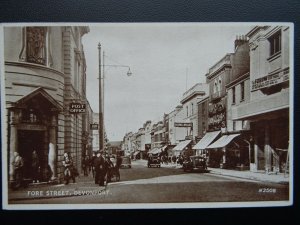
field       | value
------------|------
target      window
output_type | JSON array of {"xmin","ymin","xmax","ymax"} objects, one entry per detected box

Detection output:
[
  {"xmin": 233, "ymin": 121, "xmax": 236, "ymax": 131},
  {"xmin": 232, "ymin": 86, "xmax": 236, "ymax": 104},
  {"xmin": 191, "ymin": 103, "xmax": 194, "ymax": 115},
  {"xmin": 269, "ymin": 31, "xmax": 281, "ymax": 56},
  {"xmin": 186, "ymin": 106, "xmax": 188, "ymax": 117},
  {"xmin": 218, "ymin": 77, "xmax": 222, "ymax": 93},
  {"xmin": 240, "ymin": 82, "xmax": 245, "ymax": 102}
]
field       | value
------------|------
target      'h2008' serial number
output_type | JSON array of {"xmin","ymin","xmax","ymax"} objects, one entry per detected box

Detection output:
[{"xmin": 258, "ymin": 188, "xmax": 277, "ymax": 193}]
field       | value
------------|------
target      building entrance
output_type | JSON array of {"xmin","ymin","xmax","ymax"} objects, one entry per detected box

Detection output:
[{"xmin": 18, "ymin": 130, "xmax": 45, "ymax": 180}]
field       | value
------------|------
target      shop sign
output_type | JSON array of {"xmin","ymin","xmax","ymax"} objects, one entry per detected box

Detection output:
[
  {"xmin": 90, "ymin": 123, "xmax": 98, "ymax": 130},
  {"xmin": 69, "ymin": 103, "xmax": 86, "ymax": 113},
  {"xmin": 174, "ymin": 122, "xmax": 193, "ymax": 128},
  {"xmin": 251, "ymin": 70, "xmax": 289, "ymax": 91}
]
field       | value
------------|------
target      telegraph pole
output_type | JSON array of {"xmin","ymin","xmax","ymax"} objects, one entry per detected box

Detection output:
[{"xmin": 98, "ymin": 43, "xmax": 104, "ymax": 151}]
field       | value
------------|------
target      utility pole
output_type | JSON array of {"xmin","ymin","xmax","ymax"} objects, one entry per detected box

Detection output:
[{"xmin": 98, "ymin": 43, "xmax": 104, "ymax": 151}]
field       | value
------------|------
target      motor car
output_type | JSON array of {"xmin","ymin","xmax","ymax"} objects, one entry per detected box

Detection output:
[
  {"xmin": 182, "ymin": 155, "xmax": 207, "ymax": 172},
  {"xmin": 147, "ymin": 155, "xmax": 161, "ymax": 168},
  {"xmin": 120, "ymin": 156, "xmax": 131, "ymax": 168}
]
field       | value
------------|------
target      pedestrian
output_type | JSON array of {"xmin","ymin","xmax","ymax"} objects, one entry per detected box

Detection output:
[
  {"xmin": 31, "ymin": 150, "xmax": 40, "ymax": 183},
  {"xmin": 90, "ymin": 152, "xmax": 97, "ymax": 178},
  {"xmin": 62, "ymin": 152, "xmax": 75, "ymax": 185},
  {"xmin": 85, "ymin": 155, "xmax": 90, "ymax": 176},
  {"xmin": 12, "ymin": 152, "xmax": 24, "ymax": 189},
  {"xmin": 82, "ymin": 155, "xmax": 88, "ymax": 176},
  {"xmin": 104, "ymin": 154, "xmax": 114, "ymax": 183},
  {"xmin": 94, "ymin": 151, "xmax": 105, "ymax": 186}
]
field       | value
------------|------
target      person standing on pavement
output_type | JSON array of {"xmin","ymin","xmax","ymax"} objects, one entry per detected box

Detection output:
[
  {"xmin": 90, "ymin": 152, "xmax": 97, "ymax": 178},
  {"xmin": 12, "ymin": 151, "xmax": 24, "ymax": 189},
  {"xmin": 104, "ymin": 154, "xmax": 114, "ymax": 183},
  {"xmin": 31, "ymin": 150, "xmax": 40, "ymax": 183},
  {"xmin": 94, "ymin": 151, "xmax": 105, "ymax": 186},
  {"xmin": 62, "ymin": 152, "xmax": 75, "ymax": 185}
]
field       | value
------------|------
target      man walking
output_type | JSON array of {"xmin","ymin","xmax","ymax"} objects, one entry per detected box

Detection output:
[{"xmin": 94, "ymin": 151, "xmax": 105, "ymax": 186}]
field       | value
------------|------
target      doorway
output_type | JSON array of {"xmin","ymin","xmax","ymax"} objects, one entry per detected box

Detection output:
[{"xmin": 18, "ymin": 130, "xmax": 45, "ymax": 180}]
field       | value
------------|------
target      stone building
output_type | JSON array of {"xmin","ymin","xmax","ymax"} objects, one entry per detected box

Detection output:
[
  {"xmin": 205, "ymin": 35, "xmax": 250, "ymax": 168},
  {"xmin": 232, "ymin": 26, "xmax": 291, "ymax": 173},
  {"xmin": 4, "ymin": 26, "xmax": 91, "ymax": 183}
]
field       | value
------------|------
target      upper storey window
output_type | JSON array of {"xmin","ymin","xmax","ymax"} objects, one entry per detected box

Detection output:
[{"xmin": 268, "ymin": 31, "xmax": 281, "ymax": 57}]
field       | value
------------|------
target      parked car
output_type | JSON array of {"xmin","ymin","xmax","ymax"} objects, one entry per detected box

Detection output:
[
  {"xmin": 147, "ymin": 155, "xmax": 161, "ymax": 168},
  {"xmin": 120, "ymin": 156, "xmax": 131, "ymax": 168},
  {"xmin": 182, "ymin": 156, "xmax": 207, "ymax": 172}
]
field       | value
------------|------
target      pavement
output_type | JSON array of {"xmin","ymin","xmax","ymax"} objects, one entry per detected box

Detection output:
[
  {"xmin": 7, "ymin": 161, "xmax": 290, "ymax": 202},
  {"xmin": 158, "ymin": 161, "xmax": 290, "ymax": 185}
]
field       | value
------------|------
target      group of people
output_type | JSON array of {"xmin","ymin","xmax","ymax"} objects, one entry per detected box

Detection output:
[
  {"xmin": 159, "ymin": 154, "xmax": 184, "ymax": 165},
  {"xmin": 90, "ymin": 151, "xmax": 122, "ymax": 186},
  {"xmin": 11, "ymin": 150, "xmax": 123, "ymax": 188},
  {"xmin": 63, "ymin": 150, "xmax": 122, "ymax": 186},
  {"xmin": 11, "ymin": 150, "xmax": 41, "ymax": 189}
]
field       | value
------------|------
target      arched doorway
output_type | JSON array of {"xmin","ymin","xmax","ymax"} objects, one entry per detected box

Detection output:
[{"xmin": 8, "ymin": 88, "xmax": 62, "ymax": 182}]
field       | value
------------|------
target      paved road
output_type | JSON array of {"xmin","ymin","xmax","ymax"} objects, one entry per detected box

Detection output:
[{"xmin": 8, "ymin": 160, "xmax": 289, "ymax": 205}]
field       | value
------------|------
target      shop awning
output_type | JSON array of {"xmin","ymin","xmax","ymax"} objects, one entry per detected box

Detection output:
[
  {"xmin": 133, "ymin": 151, "xmax": 140, "ymax": 156},
  {"xmin": 173, "ymin": 140, "xmax": 192, "ymax": 151},
  {"xmin": 192, "ymin": 131, "xmax": 221, "ymax": 150},
  {"xmin": 206, "ymin": 134, "xmax": 240, "ymax": 149},
  {"xmin": 148, "ymin": 148, "xmax": 161, "ymax": 155},
  {"xmin": 161, "ymin": 145, "xmax": 167, "ymax": 151}
]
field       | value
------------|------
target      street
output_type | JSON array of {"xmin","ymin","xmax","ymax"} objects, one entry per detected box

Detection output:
[{"xmin": 8, "ymin": 160, "xmax": 289, "ymax": 204}]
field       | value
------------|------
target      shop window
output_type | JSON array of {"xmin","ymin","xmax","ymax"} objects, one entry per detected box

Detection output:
[{"xmin": 268, "ymin": 31, "xmax": 281, "ymax": 56}]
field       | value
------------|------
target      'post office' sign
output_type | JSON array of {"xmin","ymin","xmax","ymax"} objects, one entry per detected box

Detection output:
[{"xmin": 69, "ymin": 103, "xmax": 86, "ymax": 113}]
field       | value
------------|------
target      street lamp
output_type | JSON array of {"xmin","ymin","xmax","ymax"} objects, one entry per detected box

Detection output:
[{"xmin": 98, "ymin": 42, "xmax": 132, "ymax": 152}]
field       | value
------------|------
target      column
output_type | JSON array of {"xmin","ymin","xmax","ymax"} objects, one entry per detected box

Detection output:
[
  {"xmin": 9, "ymin": 110, "xmax": 18, "ymax": 181},
  {"xmin": 264, "ymin": 122, "xmax": 272, "ymax": 173},
  {"xmin": 48, "ymin": 114, "xmax": 57, "ymax": 180}
]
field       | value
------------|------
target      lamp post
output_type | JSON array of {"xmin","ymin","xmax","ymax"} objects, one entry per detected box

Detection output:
[{"xmin": 98, "ymin": 42, "xmax": 132, "ymax": 152}]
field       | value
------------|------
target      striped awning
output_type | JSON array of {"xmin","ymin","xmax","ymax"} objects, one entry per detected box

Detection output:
[
  {"xmin": 148, "ymin": 148, "xmax": 161, "ymax": 155},
  {"xmin": 206, "ymin": 134, "xmax": 240, "ymax": 149},
  {"xmin": 173, "ymin": 140, "xmax": 192, "ymax": 151},
  {"xmin": 192, "ymin": 131, "xmax": 220, "ymax": 150}
]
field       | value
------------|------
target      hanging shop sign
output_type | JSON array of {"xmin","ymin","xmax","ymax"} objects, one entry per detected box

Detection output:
[
  {"xmin": 69, "ymin": 103, "xmax": 86, "ymax": 113},
  {"xmin": 90, "ymin": 123, "xmax": 99, "ymax": 130},
  {"xmin": 174, "ymin": 122, "xmax": 193, "ymax": 128}
]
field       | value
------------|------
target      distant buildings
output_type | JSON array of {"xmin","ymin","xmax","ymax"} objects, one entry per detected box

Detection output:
[{"xmin": 123, "ymin": 26, "xmax": 291, "ymax": 176}]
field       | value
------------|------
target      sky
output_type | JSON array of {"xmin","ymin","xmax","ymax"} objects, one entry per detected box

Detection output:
[{"xmin": 82, "ymin": 23, "xmax": 254, "ymax": 141}]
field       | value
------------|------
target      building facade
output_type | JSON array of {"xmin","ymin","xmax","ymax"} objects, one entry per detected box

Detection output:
[
  {"xmin": 205, "ymin": 35, "xmax": 250, "ymax": 168},
  {"xmin": 232, "ymin": 26, "xmax": 290, "ymax": 173},
  {"xmin": 4, "ymin": 26, "xmax": 90, "ymax": 182},
  {"xmin": 180, "ymin": 83, "xmax": 209, "ymax": 141}
]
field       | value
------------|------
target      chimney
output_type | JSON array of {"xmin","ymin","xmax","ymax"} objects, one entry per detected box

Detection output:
[{"xmin": 234, "ymin": 34, "xmax": 248, "ymax": 50}]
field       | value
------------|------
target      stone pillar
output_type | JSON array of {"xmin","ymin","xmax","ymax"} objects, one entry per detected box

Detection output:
[
  {"xmin": 9, "ymin": 110, "xmax": 18, "ymax": 181},
  {"xmin": 252, "ymin": 135, "xmax": 258, "ymax": 172},
  {"xmin": 48, "ymin": 115, "xmax": 57, "ymax": 180},
  {"xmin": 264, "ymin": 123, "xmax": 272, "ymax": 173}
]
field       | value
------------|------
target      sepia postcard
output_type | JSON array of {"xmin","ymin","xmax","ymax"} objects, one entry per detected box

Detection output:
[{"xmin": 1, "ymin": 22, "xmax": 293, "ymax": 209}]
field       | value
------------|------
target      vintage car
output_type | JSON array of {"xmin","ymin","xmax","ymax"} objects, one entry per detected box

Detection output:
[
  {"xmin": 147, "ymin": 155, "xmax": 161, "ymax": 168},
  {"xmin": 182, "ymin": 156, "xmax": 207, "ymax": 172},
  {"xmin": 120, "ymin": 156, "xmax": 132, "ymax": 168}
]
